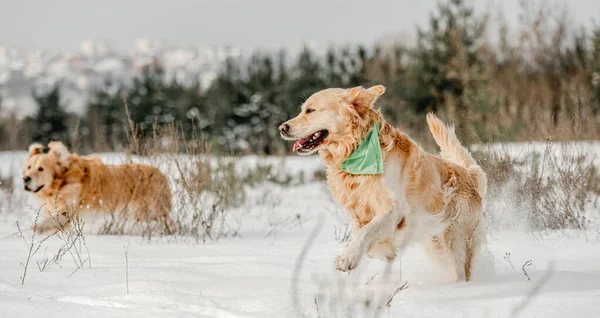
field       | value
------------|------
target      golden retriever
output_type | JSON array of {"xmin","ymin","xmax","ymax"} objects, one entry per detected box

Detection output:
[
  {"xmin": 22, "ymin": 141, "xmax": 172, "ymax": 233},
  {"xmin": 280, "ymin": 85, "xmax": 487, "ymax": 282}
]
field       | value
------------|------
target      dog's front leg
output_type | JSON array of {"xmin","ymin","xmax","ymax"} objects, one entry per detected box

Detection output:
[
  {"xmin": 33, "ymin": 204, "xmax": 68, "ymax": 233},
  {"xmin": 336, "ymin": 207, "xmax": 401, "ymax": 272},
  {"xmin": 32, "ymin": 195, "xmax": 77, "ymax": 233}
]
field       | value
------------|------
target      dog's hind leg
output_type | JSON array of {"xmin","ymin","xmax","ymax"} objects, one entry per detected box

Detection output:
[
  {"xmin": 423, "ymin": 234, "xmax": 449, "ymax": 280},
  {"xmin": 464, "ymin": 215, "xmax": 484, "ymax": 281},
  {"xmin": 426, "ymin": 217, "xmax": 486, "ymax": 282},
  {"xmin": 447, "ymin": 231, "xmax": 468, "ymax": 282},
  {"xmin": 423, "ymin": 225, "xmax": 468, "ymax": 282}
]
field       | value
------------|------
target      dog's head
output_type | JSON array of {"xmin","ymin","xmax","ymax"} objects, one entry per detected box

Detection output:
[
  {"xmin": 22, "ymin": 141, "xmax": 70, "ymax": 194},
  {"xmin": 279, "ymin": 85, "xmax": 385, "ymax": 156}
]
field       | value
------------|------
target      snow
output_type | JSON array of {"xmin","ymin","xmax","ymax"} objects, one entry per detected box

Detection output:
[{"xmin": 1, "ymin": 143, "xmax": 600, "ymax": 317}]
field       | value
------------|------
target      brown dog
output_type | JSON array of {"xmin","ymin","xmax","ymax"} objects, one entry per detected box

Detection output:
[
  {"xmin": 22, "ymin": 141, "xmax": 172, "ymax": 233},
  {"xmin": 280, "ymin": 85, "xmax": 486, "ymax": 281}
]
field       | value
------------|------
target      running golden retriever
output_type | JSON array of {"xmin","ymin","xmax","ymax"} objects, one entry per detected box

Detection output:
[
  {"xmin": 280, "ymin": 85, "xmax": 487, "ymax": 282},
  {"xmin": 22, "ymin": 141, "xmax": 172, "ymax": 233}
]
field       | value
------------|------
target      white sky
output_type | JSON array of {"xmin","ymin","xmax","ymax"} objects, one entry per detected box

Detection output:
[{"xmin": 1, "ymin": 0, "xmax": 599, "ymax": 52}]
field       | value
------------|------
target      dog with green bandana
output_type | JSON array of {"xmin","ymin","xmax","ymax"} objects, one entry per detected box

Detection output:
[{"xmin": 280, "ymin": 85, "xmax": 487, "ymax": 282}]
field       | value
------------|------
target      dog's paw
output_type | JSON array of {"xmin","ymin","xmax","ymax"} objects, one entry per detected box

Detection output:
[{"xmin": 336, "ymin": 245, "xmax": 363, "ymax": 272}]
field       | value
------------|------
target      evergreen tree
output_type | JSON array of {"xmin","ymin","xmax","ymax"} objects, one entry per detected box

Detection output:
[
  {"xmin": 85, "ymin": 79, "xmax": 125, "ymax": 151},
  {"xmin": 365, "ymin": 44, "xmax": 412, "ymax": 128},
  {"xmin": 29, "ymin": 85, "xmax": 70, "ymax": 145},
  {"xmin": 125, "ymin": 65, "xmax": 168, "ymax": 136},
  {"xmin": 203, "ymin": 58, "xmax": 247, "ymax": 152},
  {"xmin": 204, "ymin": 54, "xmax": 285, "ymax": 154},
  {"xmin": 242, "ymin": 54, "xmax": 283, "ymax": 154},
  {"xmin": 411, "ymin": 0, "xmax": 488, "ymax": 140},
  {"xmin": 324, "ymin": 46, "xmax": 369, "ymax": 88},
  {"xmin": 124, "ymin": 64, "xmax": 202, "ymax": 141},
  {"xmin": 288, "ymin": 47, "xmax": 326, "ymax": 104}
]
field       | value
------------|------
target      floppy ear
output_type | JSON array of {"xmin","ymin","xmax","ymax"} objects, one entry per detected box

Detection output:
[
  {"xmin": 345, "ymin": 85, "xmax": 386, "ymax": 109},
  {"xmin": 47, "ymin": 141, "xmax": 70, "ymax": 166},
  {"xmin": 28, "ymin": 143, "xmax": 45, "ymax": 156}
]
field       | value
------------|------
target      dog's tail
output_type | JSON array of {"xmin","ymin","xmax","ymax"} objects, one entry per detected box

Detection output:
[{"xmin": 426, "ymin": 113, "xmax": 487, "ymax": 197}]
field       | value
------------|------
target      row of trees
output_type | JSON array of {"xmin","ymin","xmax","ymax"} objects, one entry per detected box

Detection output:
[{"xmin": 1, "ymin": 0, "xmax": 599, "ymax": 154}]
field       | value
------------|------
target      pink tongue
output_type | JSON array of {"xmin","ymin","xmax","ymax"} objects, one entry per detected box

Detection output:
[
  {"xmin": 293, "ymin": 136, "xmax": 312, "ymax": 151},
  {"xmin": 293, "ymin": 140, "xmax": 302, "ymax": 152}
]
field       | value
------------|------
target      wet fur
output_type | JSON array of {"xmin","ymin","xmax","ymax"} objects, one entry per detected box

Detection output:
[
  {"xmin": 22, "ymin": 142, "xmax": 172, "ymax": 233},
  {"xmin": 282, "ymin": 86, "xmax": 487, "ymax": 281}
]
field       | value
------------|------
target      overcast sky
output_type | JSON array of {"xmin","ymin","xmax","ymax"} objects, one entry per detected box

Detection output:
[{"xmin": 1, "ymin": 0, "xmax": 599, "ymax": 52}]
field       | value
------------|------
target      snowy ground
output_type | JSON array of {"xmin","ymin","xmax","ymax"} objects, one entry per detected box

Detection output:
[{"xmin": 1, "ymin": 143, "xmax": 600, "ymax": 317}]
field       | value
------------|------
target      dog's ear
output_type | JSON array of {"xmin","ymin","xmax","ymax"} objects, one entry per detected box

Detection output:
[
  {"xmin": 345, "ymin": 85, "xmax": 386, "ymax": 109},
  {"xmin": 28, "ymin": 143, "xmax": 45, "ymax": 156},
  {"xmin": 47, "ymin": 141, "xmax": 70, "ymax": 166}
]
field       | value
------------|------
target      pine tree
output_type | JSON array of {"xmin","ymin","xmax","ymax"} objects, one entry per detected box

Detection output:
[
  {"xmin": 243, "ymin": 54, "xmax": 282, "ymax": 154},
  {"xmin": 411, "ymin": 0, "xmax": 488, "ymax": 140},
  {"xmin": 85, "ymin": 79, "xmax": 126, "ymax": 151},
  {"xmin": 365, "ymin": 44, "xmax": 412, "ymax": 129},
  {"xmin": 288, "ymin": 47, "xmax": 326, "ymax": 103},
  {"xmin": 124, "ymin": 63, "xmax": 200, "ymax": 141},
  {"xmin": 29, "ymin": 85, "xmax": 70, "ymax": 145},
  {"xmin": 324, "ymin": 46, "xmax": 369, "ymax": 88},
  {"xmin": 203, "ymin": 58, "xmax": 247, "ymax": 152}
]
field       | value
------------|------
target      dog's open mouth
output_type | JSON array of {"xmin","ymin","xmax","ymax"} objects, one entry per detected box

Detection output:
[
  {"xmin": 293, "ymin": 130, "xmax": 329, "ymax": 153},
  {"xmin": 24, "ymin": 185, "xmax": 44, "ymax": 193}
]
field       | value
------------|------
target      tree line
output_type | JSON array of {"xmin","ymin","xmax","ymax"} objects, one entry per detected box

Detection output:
[{"xmin": 1, "ymin": 0, "xmax": 599, "ymax": 154}]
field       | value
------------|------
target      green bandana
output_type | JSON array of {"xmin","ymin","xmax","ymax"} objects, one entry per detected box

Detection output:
[{"xmin": 340, "ymin": 123, "xmax": 384, "ymax": 175}]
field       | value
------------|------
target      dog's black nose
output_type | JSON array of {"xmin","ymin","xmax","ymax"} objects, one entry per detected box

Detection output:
[
  {"xmin": 23, "ymin": 176, "xmax": 31, "ymax": 184},
  {"xmin": 279, "ymin": 123, "xmax": 290, "ymax": 133}
]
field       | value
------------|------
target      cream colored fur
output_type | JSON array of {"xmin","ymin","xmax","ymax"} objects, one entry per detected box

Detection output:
[
  {"xmin": 281, "ymin": 85, "xmax": 487, "ymax": 282},
  {"xmin": 22, "ymin": 141, "xmax": 172, "ymax": 233}
]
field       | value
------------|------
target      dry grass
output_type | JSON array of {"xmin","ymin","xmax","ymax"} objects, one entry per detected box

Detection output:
[
  {"xmin": 94, "ymin": 108, "xmax": 313, "ymax": 241},
  {"xmin": 92, "ymin": 119, "xmax": 241, "ymax": 241},
  {"xmin": 0, "ymin": 172, "xmax": 29, "ymax": 214},
  {"xmin": 16, "ymin": 202, "xmax": 91, "ymax": 284},
  {"xmin": 475, "ymin": 142, "xmax": 600, "ymax": 232}
]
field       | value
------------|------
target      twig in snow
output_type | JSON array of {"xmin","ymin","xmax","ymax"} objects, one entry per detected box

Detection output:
[
  {"xmin": 17, "ymin": 220, "xmax": 35, "ymax": 285},
  {"xmin": 386, "ymin": 282, "xmax": 409, "ymax": 307},
  {"xmin": 36, "ymin": 251, "xmax": 52, "ymax": 272},
  {"xmin": 43, "ymin": 208, "xmax": 91, "ymax": 276},
  {"xmin": 68, "ymin": 256, "xmax": 90, "ymax": 277},
  {"xmin": 510, "ymin": 261, "xmax": 555, "ymax": 318},
  {"xmin": 504, "ymin": 252, "xmax": 516, "ymax": 272},
  {"xmin": 17, "ymin": 205, "xmax": 53, "ymax": 285},
  {"xmin": 333, "ymin": 223, "xmax": 351, "ymax": 243},
  {"xmin": 123, "ymin": 239, "xmax": 131, "ymax": 294},
  {"xmin": 521, "ymin": 260, "xmax": 533, "ymax": 281},
  {"xmin": 365, "ymin": 269, "xmax": 381, "ymax": 285}
]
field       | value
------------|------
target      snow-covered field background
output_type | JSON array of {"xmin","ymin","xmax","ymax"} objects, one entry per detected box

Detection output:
[{"xmin": 1, "ymin": 142, "xmax": 600, "ymax": 317}]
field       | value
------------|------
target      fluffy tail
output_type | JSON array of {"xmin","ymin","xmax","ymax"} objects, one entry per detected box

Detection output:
[{"xmin": 426, "ymin": 113, "xmax": 487, "ymax": 197}]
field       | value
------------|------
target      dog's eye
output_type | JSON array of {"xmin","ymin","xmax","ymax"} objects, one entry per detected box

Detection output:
[
  {"xmin": 305, "ymin": 108, "xmax": 315, "ymax": 114},
  {"xmin": 38, "ymin": 167, "xmax": 43, "ymax": 172},
  {"xmin": 28, "ymin": 166, "xmax": 31, "ymax": 169}
]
